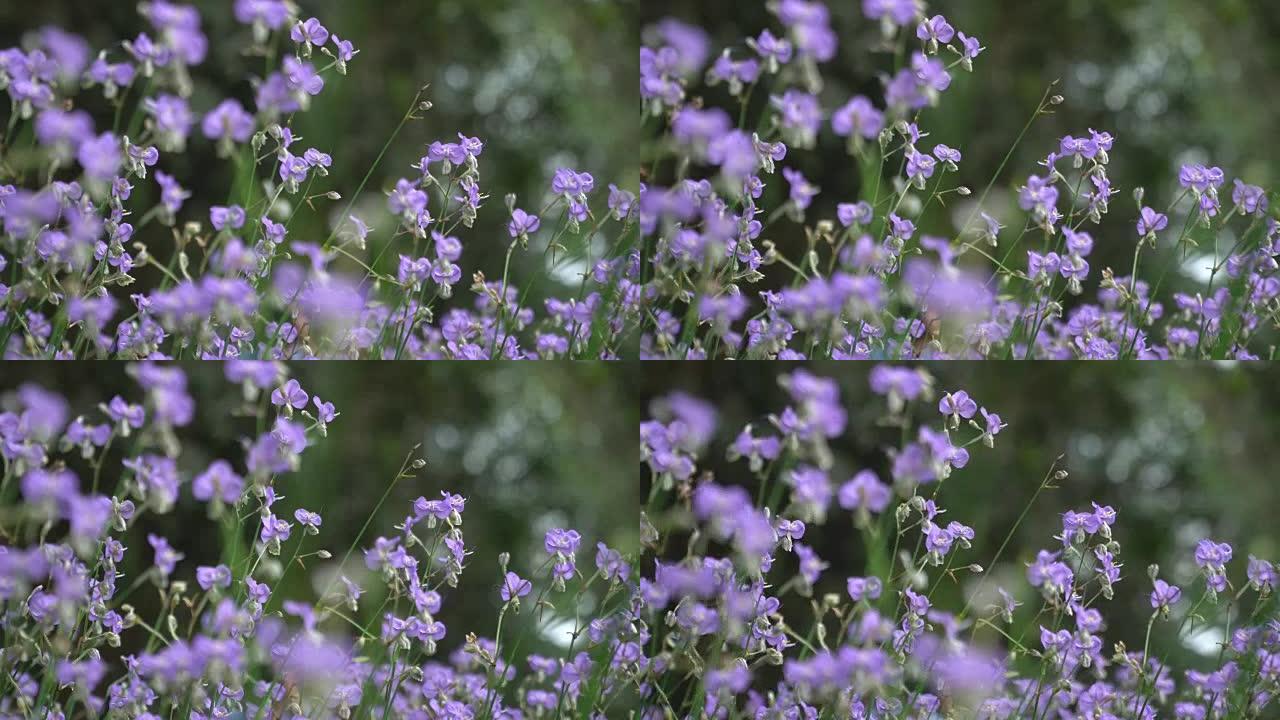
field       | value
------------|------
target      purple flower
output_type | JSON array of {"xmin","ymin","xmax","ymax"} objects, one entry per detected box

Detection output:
[
  {"xmin": 545, "ymin": 528, "xmax": 582, "ymax": 557},
  {"xmin": 1137, "ymin": 206, "xmax": 1168, "ymax": 237},
  {"xmin": 35, "ymin": 109, "xmax": 93, "ymax": 155},
  {"xmin": 794, "ymin": 543, "xmax": 827, "ymax": 585},
  {"xmin": 938, "ymin": 390, "xmax": 977, "ymax": 421},
  {"xmin": 331, "ymin": 34, "xmax": 358, "ymax": 68},
  {"xmin": 283, "ymin": 57, "xmax": 324, "ymax": 96},
  {"xmin": 294, "ymin": 508, "xmax": 322, "ymax": 532},
  {"xmin": 1027, "ymin": 549, "xmax": 1074, "ymax": 597},
  {"xmin": 88, "ymin": 57, "xmax": 136, "ymax": 90},
  {"xmin": 269, "ymin": 417, "xmax": 308, "ymax": 457},
  {"xmin": 782, "ymin": 167, "xmax": 818, "ymax": 210},
  {"xmin": 980, "ymin": 407, "xmax": 1004, "ymax": 444},
  {"xmin": 957, "ymin": 32, "xmax": 985, "ymax": 64},
  {"xmin": 260, "ymin": 513, "xmax": 292, "ymax": 546},
  {"xmin": 709, "ymin": 53, "xmax": 761, "ymax": 91},
  {"xmin": 916, "ymin": 15, "xmax": 955, "ymax": 45},
  {"xmin": 155, "ymin": 170, "xmax": 190, "ymax": 215},
  {"xmin": 501, "ymin": 571, "xmax": 533, "ymax": 603},
  {"xmin": 836, "ymin": 201, "xmax": 873, "ymax": 228},
  {"xmin": 125, "ymin": 32, "xmax": 172, "ymax": 69},
  {"xmin": 278, "ymin": 150, "xmax": 310, "ymax": 188},
  {"xmin": 78, "ymin": 132, "xmax": 121, "ymax": 182},
  {"xmin": 148, "ymin": 533, "xmax": 183, "ymax": 577},
  {"xmin": 1064, "ymin": 228, "xmax": 1094, "ymax": 258},
  {"xmin": 1027, "ymin": 250, "xmax": 1061, "ymax": 283},
  {"xmin": 655, "ymin": 18, "xmax": 711, "ymax": 75},
  {"xmin": 144, "ymin": 94, "xmax": 194, "ymax": 148},
  {"xmin": 1059, "ymin": 134, "xmax": 1099, "ymax": 162},
  {"xmin": 846, "ymin": 576, "xmax": 883, "ymax": 602},
  {"xmin": 595, "ymin": 543, "xmax": 629, "ymax": 582},
  {"xmin": 933, "ymin": 144, "xmax": 962, "ymax": 165},
  {"xmin": 196, "ymin": 564, "xmax": 232, "ymax": 591},
  {"xmin": 888, "ymin": 213, "xmax": 915, "ymax": 241},
  {"xmin": 388, "ymin": 178, "xmax": 428, "ymax": 219},
  {"xmin": 924, "ymin": 521, "xmax": 954, "ymax": 557},
  {"xmin": 750, "ymin": 29, "xmax": 793, "ymax": 66},
  {"xmin": 244, "ymin": 578, "xmax": 271, "ymax": 608},
  {"xmin": 869, "ymin": 365, "xmax": 928, "ymax": 403},
  {"xmin": 271, "ymin": 378, "xmax": 309, "ymax": 410},
  {"xmin": 1179, "ymin": 163, "xmax": 1225, "ymax": 194},
  {"xmin": 20, "ymin": 468, "xmax": 77, "ymax": 507},
  {"xmin": 864, "ymin": 0, "xmax": 919, "ymax": 26},
  {"xmin": 1232, "ymin": 179, "xmax": 1268, "ymax": 216},
  {"xmin": 209, "ymin": 204, "xmax": 246, "ymax": 232},
  {"xmin": 413, "ymin": 491, "xmax": 467, "ymax": 524},
  {"xmin": 1150, "ymin": 578, "xmax": 1181, "ymax": 613},
  {"xmin": 201, "ymin": 99, "xmax": 255, "ymax": 144},
  {"xmin": 905, "ymin": 150, "xmax": 937, "ymax": 187},
  {"xmin": 192, "ymin": 460, "xmax": 244, "ymax": 504},
  {"xmin": 313, "ymin": 396, "xmax": 336, "ymax": 423},
  {"xmin": 1020, "ymin": 175, "xmax": 1061, "ymax": 227},
  {"xmin": 837, "ymin": 470, "xmax": 891, "ymax": 513},
  {"xmin": 607, "ymin": 184, "xmax": 635, "ymax": 221},
  {"xmin": 105, "ymin": 395, "xmax": 146, "ymax": 429},
  {"xmin": 1194, "ymin": 538, "xmax": 1233, "ymax": 593},
  {"xmin": 1247, "ymin": 556, "xmax": 1276, "ymax": 594},
  {"xmin": 787, "ymin": 465, "xmax": 833, "ymax": 519},
  {"xmin": 508, "ymin": 208, "xmax": 541, "ymax": 238},
  {"xmin": 551, "ymin": 167, "xmax": 595, "ymax": 197},
  {"xmin": 290, "ymin": 17, "xmax": 330, "ymax": 47},
  {"xmin": 774, "ymin": 518, "xmax": 806, "ymax": 552},
  {"xmin": 303, "ymin": 148, "xmax": 332, "ymax": 172},
  {"xmin": 68, "ymin": 494, "xmax": 113, "ymax": 542},
  {"xmin": 911, "ymin": 52, "xmax": 951, "ymax": 94},
  {"xmin": 235, "ymin": 0, "xmax": 291, "ymax": 30},
  {"xmin": 904, "ymin": 587, "xmax": 931, "ymax": 617}
]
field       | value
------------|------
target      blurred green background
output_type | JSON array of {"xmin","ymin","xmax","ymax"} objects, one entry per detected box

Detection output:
[
  {"xmin": 643, "ymin": 0, "xmax": 1280, "ymax": 324},
  {"xmin": 0, "ymin": 363, "xmax": 639, "ymax": 673},
  {"xmin": 640, "ymin": 362, "xmax": 1280, "ymax": 675},
  {"xmin": 1, "ymin": 0, "xmax": 638, "ymax": 307}
]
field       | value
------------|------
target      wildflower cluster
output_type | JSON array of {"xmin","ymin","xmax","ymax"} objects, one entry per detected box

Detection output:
[
  {"xmin": 639, "ymin": 366, "xmax": 1280, "ymax": 717},
  {"xmin": 640, "ymin": 2, "xmax": 1280, "ymax": 359},
  {"xmin": 0, "ymin": 363, "xmax": 636, "ymax": 718},
  {"xmin": 1, "ymin": 1, "xmax": 639, "ymax": 359}
]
